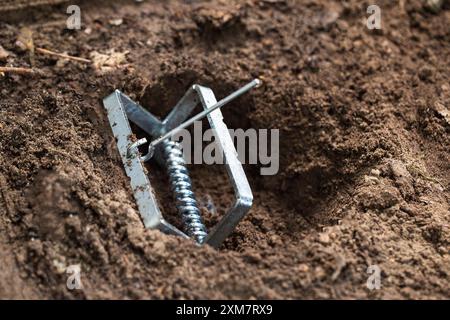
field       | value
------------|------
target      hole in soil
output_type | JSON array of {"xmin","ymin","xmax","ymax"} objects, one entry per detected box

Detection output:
[
  {"xmin": 127, "ymin": 72, "xmax": 321, "ymax": 251},
  {"xmin": 127, "ymin": 71, "xmax": 288, "ymax": 249}
]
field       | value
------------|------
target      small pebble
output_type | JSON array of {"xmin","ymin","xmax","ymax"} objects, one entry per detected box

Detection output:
[
  {"xmin": 371, "ymin": 169, "xmax": 381, "ymax": 176},
  {"xmin": 0, "ymin": 45, "xmax": 10, "ymax": 61},
  {"xmin": 319, "ymin": 233, "xmax": 330, "ymax": 244},
  {"xmin": 109, "ymin": 18, "xmax": 123, "ymax": 26},
  {"xmin": 424, "ymin": 0, "xmax": 443, "ymax": 13}
]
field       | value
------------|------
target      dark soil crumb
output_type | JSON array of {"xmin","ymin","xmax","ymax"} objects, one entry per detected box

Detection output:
[{"xmin": 0, "ymin": 0, "xmax": 449, "ymax": 299}]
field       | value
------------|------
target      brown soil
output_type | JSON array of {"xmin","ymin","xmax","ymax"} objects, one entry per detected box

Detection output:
[{"xmin": 0, "ymin": 0, "xmax": 449, "ymax": 299}]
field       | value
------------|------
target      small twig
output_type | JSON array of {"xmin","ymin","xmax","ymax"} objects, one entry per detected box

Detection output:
[
  {"xmin": 0, "ymin": 66, "xmax": 36, "ymax": 75},
  {"xmin": 36, "ymin": 47, "xmax": 91, "ymax": 63}
]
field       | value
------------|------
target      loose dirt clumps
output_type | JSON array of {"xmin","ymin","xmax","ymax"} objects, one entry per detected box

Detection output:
[{"xmin": 0, "ymin": 0, "xmax": 449, "ymax": 299}]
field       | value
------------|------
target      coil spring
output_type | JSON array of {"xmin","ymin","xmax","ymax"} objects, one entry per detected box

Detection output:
[{"xmin": 162, "ymin": 139, "xmax": 207, "ymax": 244}]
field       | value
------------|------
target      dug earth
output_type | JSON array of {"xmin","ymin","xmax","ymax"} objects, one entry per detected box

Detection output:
[{"xmin": 0, "ymin": 0, "xmax": 448, "ymax": 299}]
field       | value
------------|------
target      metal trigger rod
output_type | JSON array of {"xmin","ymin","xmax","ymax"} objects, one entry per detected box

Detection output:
[{"xmin": 138, "ymin": 78, "xmax": 261, "ymax": 162}]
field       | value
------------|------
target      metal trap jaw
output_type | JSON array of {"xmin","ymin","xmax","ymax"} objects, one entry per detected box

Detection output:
[{"xmin": 103, "ymin": 79, "xmax": 261, "ymax": 248}]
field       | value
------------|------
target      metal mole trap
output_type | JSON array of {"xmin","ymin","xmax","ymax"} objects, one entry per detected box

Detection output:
[{"xmin": 103, "ymin": 79, "xmax": 260, "ymax": 248}]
